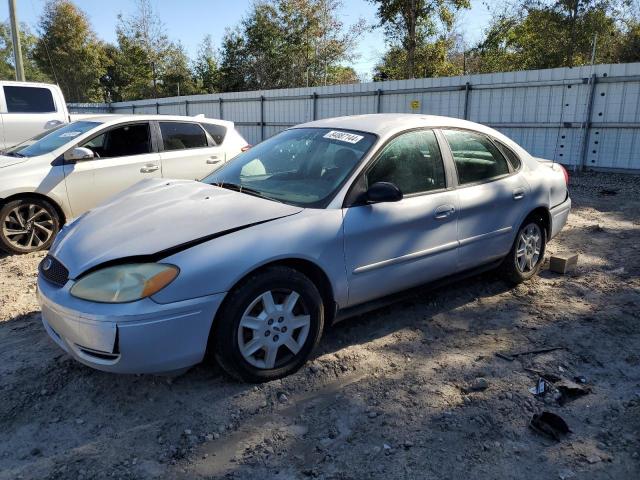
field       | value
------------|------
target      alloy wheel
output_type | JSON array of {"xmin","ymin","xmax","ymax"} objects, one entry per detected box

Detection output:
[
  {"xmin": 237, "ymin": 289, "xmax": 311, "ymax": 369},
  {"xmin": 515, "ymin": 222, "xmax": 542, "ymax": 273},
  {"xmin": 2, "ymin": 203, "xmax": 55, "ymax": 251}
]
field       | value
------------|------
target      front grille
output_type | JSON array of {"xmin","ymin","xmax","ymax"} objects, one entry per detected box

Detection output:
[{"xmin": 39, "ymin": 255, "xmax": 69, "ymax": 287}]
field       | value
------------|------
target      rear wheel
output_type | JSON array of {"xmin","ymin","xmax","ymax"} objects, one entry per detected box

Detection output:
[
  {"xmin": 0, "ymin": 198, "xmax": 60, "ymax": 254},
  {"xmin": 500, "ymin": 219, "xmax": 546, "ymax": 284},
  {"xmin": 212, "ymin": 266, "xmax": 324, "ymax": 382}
]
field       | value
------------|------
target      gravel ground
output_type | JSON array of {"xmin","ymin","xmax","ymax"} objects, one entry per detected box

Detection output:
[{"xmin": 1, "ymin": 172, "xmax": 639, "ymax": 480}]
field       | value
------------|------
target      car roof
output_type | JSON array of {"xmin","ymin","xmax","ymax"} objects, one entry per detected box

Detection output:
[
  {"xmin": 74, "ymin": 114, "xmax": 234, "ymax": 128},
  {"xmin": 295, "ymin": 113, "xmax": 501, "ymax": 138}
]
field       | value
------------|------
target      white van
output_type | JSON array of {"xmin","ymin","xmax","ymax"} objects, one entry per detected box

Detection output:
[{"xmin": 0, "ymin": 81, "xmax": 69, "ymax": 150}]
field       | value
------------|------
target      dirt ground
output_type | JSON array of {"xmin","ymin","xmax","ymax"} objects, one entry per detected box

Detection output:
[{"xmin": 0, "ymin": 172, "xmax": 639, "ymax": 480}]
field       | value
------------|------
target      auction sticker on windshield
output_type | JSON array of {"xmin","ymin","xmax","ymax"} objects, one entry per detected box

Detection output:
[
  {"xmin": 60, "ymin": 132, "xmax": 82, "ymax": 138},
  {"xmin": 323, "ymin": 130, "xmax": 364, "ymax": 144}
]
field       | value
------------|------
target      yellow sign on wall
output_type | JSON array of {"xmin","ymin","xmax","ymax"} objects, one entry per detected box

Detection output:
[{"xmin": 410, "ymin": 100, "xmax": 420, "ymax": 110}]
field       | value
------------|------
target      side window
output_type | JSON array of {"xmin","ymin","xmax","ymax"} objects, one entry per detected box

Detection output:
[
  {"xmin": 201, "ymin": 123, "xmax": 227, "ymax": 145},
  {"xmin": 4, "ymin": 86, "xmax": 56, "ymax": 113},
  {"xmin": 160, "ymin": 122, "xmax": 208, "ymax": 151},
  {"xmin": 494, "ymin": 139, "xmax": 522, "ymax": 171},
  {"xmin": 443, "ymin": 130, "xmax": 510, "ymax": 185},
  {"xmin": 367, "ymin": 130, "xmax": 446, "ymax": 195},
  {"xmin": 80, "ymin": 123, "xmax": 151, "ymax": 158}
]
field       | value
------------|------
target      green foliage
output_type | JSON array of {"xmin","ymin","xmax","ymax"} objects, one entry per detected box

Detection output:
[
  {"xmin": 217, "ymin": 0, "xmax": 365, "ymax": 91},
  {"xmin": 369, "ymin": 0, "xmax": 471, "ymax": 79},
  {"xmin": 218, "ymin": 29, "xmax": 249, "ymax": 93},
  {"xmin": 33, "ymin": 0, "xmax": 105, "ymax": 102},
  {"xmin": 193, "ymin": 35, "xmax": 220, "ymax": 94},
  {"xmin": 373, "ymin": 37, "xmax": 462, "ymax": 80},
  {"xmin": 0, "ymin": 22, "xmax": 50, "ymax": 82},
  {"xmin": 470, "ymin": 0, "xmax": 640, "ymax": 73},
  {"xmin": 8, "ymin": 0, "xmax": 637, "ymax": 102}
]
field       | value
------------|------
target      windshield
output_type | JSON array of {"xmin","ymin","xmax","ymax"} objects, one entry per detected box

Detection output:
[
  {"xmin": 202, "ymin": 128, "xmax": 377, "ymax": 207},
  {"xmin": 9, "ymin": 121, "xmax": 100, "ymax": 158}
]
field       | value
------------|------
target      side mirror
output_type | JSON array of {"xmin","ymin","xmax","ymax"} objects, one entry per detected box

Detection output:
[
  {"xmin": 366, "ymin": 182, "xmax": 403, "ymax": 203},
  {"xmin": 64, "ymin": 147, "xmax": 94, "ymax": 162}
]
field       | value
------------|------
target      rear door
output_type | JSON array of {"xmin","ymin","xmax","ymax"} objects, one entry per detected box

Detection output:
[
  {"xmin": 158, "ymin": 121, "xmax": 224, "ymax": 180},
  {"xmin": 0, "ymin": 85, "xmax": 66, "ymax": 148},
  {"xmin": 63, "ymin": 121, "xmax": 161, "ymax": 216},
  {"xmin": 342, "ymin": 129, "xmax": 459, "ymax": 306},
  {"xmin": 440, "ymin": 129, "xmax": 530, "ymax": 271}
]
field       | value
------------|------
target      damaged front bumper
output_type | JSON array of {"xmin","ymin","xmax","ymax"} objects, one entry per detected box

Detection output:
[{"xmin": 37, "ymin": 275, "xmax": 225, "ymax": 374}]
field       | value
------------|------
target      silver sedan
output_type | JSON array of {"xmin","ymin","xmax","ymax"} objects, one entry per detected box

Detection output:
[{"xmin": 37, "ymin": 114, "xmax": 571, "ymax": 382}]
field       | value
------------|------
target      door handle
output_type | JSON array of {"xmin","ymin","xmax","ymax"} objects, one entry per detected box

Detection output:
[
  {"xmin": 512, "ymin": 188, "xmax": 526, "ymax": 200},
  {"xmin": 434, "ymin": 204, "xmax": 456, "ymax": 219},
  {"xmin": 206, "ymin": 156, "xmax": 221, "ymax": 164},
  {"xmin": 140, "ymin": 164, "xmax": 159, "ymax": 173}
]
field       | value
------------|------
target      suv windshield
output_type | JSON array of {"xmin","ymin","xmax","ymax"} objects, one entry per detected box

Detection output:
[
  {"xmin": 202, "ymin": 128, "xmax": 377, "ymax": 207},
  {"xmin": 8, "ymin": 121, "xmax": 100, "ymax": 158}
]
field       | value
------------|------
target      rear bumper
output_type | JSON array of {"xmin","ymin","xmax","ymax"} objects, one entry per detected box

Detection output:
[
  {"xmin": 37, "ymin": 276, "xmax": 225, "ymax": 374},
  {"xmin": 549, "ymin": 195, "xmax": 571, "ymax": 239}
]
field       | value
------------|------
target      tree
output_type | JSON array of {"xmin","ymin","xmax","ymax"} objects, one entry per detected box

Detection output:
[
  {"xmin": 369, "ymin": 0, "xmax": 471, "ymax": 79},
  {"xmin": 373, "ymin": 36, "xmax": 461, "ymax": 80},
  {"xmin": 161, "ymin": 42, "xmax": 197, "ymax": 96},
  {"xmin": 218, "ymin": 29, "xmax": 249, "ymax": 92},
  {"xmin": 33, "ymin": 0, "xmax": 105, "ymax": 102},
  {"xmin": 217, "ymin": 0, "xmax": 364, "ymax": 91},
  {"xmin": 193, "ymin": 35, "xmax": 220, "ymax": 93},
  {"xmin": 470, "ymin": 1, "xmax": 639, "ymax": 73},
  {"xmin": 0, "ymin": 22, "xmax": 49, "ymax": 82},
  {"xmin": 114, "ymin": 0, "xmax": 169, "ymax": 99}
]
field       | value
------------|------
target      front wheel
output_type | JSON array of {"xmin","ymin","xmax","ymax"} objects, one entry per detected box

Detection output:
[
  {"xmin": 211, "ymin": 266, "xmax": 324, "ymax": 382},
  {"xmin": 0, "ymin": 198, "xmax": 60, "ymax": 254},
  {"xmin": 500, "ymin": 219, "xmax": 546, "ymax": 284}
]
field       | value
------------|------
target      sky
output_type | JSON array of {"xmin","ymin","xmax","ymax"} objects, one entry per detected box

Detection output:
[{"xmin": 0, "ymin": 0, "xmax": 493, "ymax": 79}]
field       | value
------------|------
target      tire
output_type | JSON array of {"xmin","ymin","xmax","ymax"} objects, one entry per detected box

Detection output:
[
  {"xmin": 0, "ymin": 197, "xmax": 61, "ymax": 254},
  {"xmin": 500, "ymin": 217, "xmax": 546, "ymax": 284},
  {"xmin": 211, "ymin": 266, "xmax": 324, "ymax": 382}
]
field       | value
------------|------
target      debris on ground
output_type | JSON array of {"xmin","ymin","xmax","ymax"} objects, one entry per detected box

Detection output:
[
  {"xmin": 1, "ymin": 171, "xmax": 639, "ymax": 479},
  {"xmin": 495, "ymin": 346, "xmax": 564, "ymax": 362},
  {"xmin": 549, "ymin": 253, "xmax": 579, "ymax": 274},
  {"xmin": 529, "ymin": 412, "xmax": 571, "ymax": 441}
]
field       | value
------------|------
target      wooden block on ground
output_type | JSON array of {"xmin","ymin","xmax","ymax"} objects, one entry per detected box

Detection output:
[{"xmin": 549, "ymin": 253, "xmax": 579, "ymax": 274}]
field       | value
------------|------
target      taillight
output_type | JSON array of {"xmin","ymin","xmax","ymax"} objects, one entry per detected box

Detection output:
[
  {"xmin": 559, "ymin": 164, "xmax": 569, "ymax": 185},
  {"xmin": 241, "ymin": 144, "xmax": 252, "ymax": 152}
]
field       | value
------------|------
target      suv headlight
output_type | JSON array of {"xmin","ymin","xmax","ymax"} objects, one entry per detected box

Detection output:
[{"xmin": 70, "ymin": 263, "xmax": 179, "ymax": 303}]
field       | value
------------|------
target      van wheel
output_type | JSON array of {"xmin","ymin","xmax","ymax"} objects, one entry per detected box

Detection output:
[
  {"xmin": 0, "ymin": 198, "xmax": 60, "ymax": 254},
  {"xmin": 211, "ymin": 266, "xmax": 324, "ymax": 383},
  {"xmin": 500, "ymin": 218, "xmax": 546, "ymax": 284}
]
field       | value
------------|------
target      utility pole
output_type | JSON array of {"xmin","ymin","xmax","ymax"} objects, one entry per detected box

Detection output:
[{"xmin": 8, "ymin": 0, "xmax": 25, "ymax": 81}]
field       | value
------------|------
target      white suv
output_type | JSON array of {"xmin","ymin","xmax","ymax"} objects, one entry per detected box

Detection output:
[
  {"xmin": 0, "ymin": 80, "xmax": 69, "ymax": 149},
  {"xmin": 0, "ymin": 114, "xmax": 249, "ymax": 254}
]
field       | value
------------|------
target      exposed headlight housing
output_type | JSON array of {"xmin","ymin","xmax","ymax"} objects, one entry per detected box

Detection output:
[{"xmin": 70, "ymin": 263, "xmax": 179, "ymax": 303}]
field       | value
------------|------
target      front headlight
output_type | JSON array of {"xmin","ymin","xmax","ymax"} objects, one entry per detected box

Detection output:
[{"xmin": 70, "ymin": 263, "xmax": 179, "ymax": 303}]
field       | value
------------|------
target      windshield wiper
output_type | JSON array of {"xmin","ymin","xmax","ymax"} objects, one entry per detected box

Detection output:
[
  {"xmin": 213, "ymin": 182, "xmax": 283, "ymax": 203},
  {"xmin": 3, "ymin": 151, "xmax": 25, "ymax": 157}
]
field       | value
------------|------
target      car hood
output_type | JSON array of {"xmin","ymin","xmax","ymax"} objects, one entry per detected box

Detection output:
[
  {"xmin": 0, "ymin": 155, "xmax": 28, "ymax": 168},
  {"xmin": 50, "ymin": 178, "xmax": 303, "ymax": 278}
]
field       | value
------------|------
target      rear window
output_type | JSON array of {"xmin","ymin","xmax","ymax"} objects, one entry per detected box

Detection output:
[
  {"xmin": 495, "ymin": 140, "xmax": 522, "ymax": 171},
  {"xmin": 159, "ymin": 122, "xmax": 208, "ymax": 151},
  {"xmin": 4, "ymin": 86, "xmax": 56, "ymax": 113},
  {"xmin": 201, "ymin": 123, "xmax": 227, "ymax": 145}
]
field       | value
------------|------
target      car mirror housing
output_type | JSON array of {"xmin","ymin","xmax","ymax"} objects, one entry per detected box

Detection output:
[
  {"xmin": 366, "ymin": 182, "xmax": 403, "ymax": 204},
  {"xmin": 64, "ymin": 147, "xmax": 94, "ymax": 162}
]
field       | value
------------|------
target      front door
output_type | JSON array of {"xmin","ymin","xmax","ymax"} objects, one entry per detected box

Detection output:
[
  {"xmin": 158, "ymin": 121, "xmax": 225, "ymax": 180},
  {"xmin": 440, "ymin": 129, "xmax": 530, "ymax": 271},
  {"xmin": 343, "ymin": 129, "xmax": 459, "ymax": 307},
  {"xmin": 63, "ymin": 122, "xmax": 161, "ymax": 217}
]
